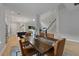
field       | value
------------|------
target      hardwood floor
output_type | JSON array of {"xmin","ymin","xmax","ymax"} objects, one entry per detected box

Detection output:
[
  {"xmin": 64, "ymin": 40, "xmax": 79, "ymax": 56},
  {"xmin": 1, "ymin": 36, "xmax": 19, "ymax": 56},
  {"xmin": 1, "ymin": 36, "xmax": 79, "ymax": 56}
]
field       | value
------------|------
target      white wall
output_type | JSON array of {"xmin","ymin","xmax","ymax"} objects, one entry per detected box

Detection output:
[
  {"xmin": 5, "ymin": 9, "xmax": 32, "ymax": 36},
  {"xmin": 0, "ymin": 4, "xmax": 6, "ymax": 51},
  {"xmin": 58, "ymin": 4, "xmax": 79, "ymax": 41}
]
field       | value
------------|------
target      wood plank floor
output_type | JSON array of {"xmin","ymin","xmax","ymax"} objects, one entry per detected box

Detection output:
[
  {"xmin": 1, "ymin": 36, "xmax": 79, "ymax": 56},
  {"xmin": 64, "ymin": 40, "xmax": 79, "ymax": 56},
  {"xmin": 1, "ymin": 36, "xmax": 19, "ymax": 56}
]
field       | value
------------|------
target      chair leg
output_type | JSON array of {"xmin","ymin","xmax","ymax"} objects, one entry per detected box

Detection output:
[{"xmin": 16, "ymin": 51, "xmax": 21, "ymax": 56}]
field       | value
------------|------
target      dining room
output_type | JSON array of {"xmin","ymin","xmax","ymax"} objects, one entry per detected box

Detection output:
[{"xmin": 0, "ymin": 3, "xmax": 79, "ymax": 56}]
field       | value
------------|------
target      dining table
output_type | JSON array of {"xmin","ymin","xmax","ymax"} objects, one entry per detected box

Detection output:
[{"xmin": 25, "ymin": 35, "xmax": 55, "ymax": 56}]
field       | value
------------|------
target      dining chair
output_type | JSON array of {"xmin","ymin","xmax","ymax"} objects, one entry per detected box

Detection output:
[
  {"xmin": 39, "ymin": 32, "xmax": 54, "ymax": 38},
  {"xmin": 39, "ymin": 32, "xmax": 58, "ymax": 41},
  {"xmin": 18, "ymin": 39, "xmax": 36, "ymax": 56},
  {"xmin": 46, "ymin": 38, "xmax": 66, "ymax": 56}
]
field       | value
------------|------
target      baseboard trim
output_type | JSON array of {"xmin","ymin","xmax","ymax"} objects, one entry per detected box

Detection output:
[
  {"xmin": 56, "ymin": 33, "xmax": 79, "ymax": 43},
  {"xmin": 67, "ymin": 39, "xmax": 79, "ymax": 43}
]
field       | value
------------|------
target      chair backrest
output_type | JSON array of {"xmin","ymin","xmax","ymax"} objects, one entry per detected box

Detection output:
[
  {"xmin": 39, "ymin": 32, "xmax": 54, "ymax": 38},
  {"xmin": 39, "ymin": 32, "xmax": 58, "ymax": 41},
  {"xmin": 54, "ymin": 38, "xmax": 66, "ymax": 56},
  {"xmin": 19, "ymin": 39, "xmax": 36, "ymax": 56}
]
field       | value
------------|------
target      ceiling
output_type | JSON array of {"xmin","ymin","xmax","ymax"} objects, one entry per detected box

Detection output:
[{"xmin": 2, "ymin": 3, "xmax": 59, "ymax": 19}]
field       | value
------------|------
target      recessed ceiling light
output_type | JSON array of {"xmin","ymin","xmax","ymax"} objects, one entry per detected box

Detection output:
[{"xmin": 33, "ymin": 19, "xmax": 35, "ymax": 21}]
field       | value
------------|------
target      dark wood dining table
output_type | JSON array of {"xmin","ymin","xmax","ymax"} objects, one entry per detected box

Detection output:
[{"xmin": 25, "ymin": 36, "xmax": 55, "ymax": 56}]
